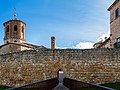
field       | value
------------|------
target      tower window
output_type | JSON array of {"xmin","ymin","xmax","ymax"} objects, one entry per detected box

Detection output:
[
  {"xmin": 7, "ymin": 41, "xmax": 9, "ymax": 44},
  {"xmin": 22, "ymin": 26, "xmax": 24, "ymax": 33},
  {"xmin": 6, "ymin": 25, "xmax": 9, "ymax": 32},
  {"xmin": 14, "ymin": 25, "xmax": 17, "ymax": 31},
  {"xmin": 115, "ymin": 8, "xmax": 119, "ymax": 18}
]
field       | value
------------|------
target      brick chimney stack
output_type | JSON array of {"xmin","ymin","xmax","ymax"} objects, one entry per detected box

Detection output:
[{"xmin": 51, "ymin": 36, "xmax": 55, "ymax": 49}]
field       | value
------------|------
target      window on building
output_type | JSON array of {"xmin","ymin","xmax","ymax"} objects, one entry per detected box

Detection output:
[
  {"xmin": 22, "ymin": 26, "xmax": 24, "ymax": 33},
  {"xmin": 115, "ymin": 8, "xmax": 119, "ymax": 18},
  {"xmin": 6, "ymin": 41, "xmax": 9, "ymax": 44},
  {"xmin": 14, "ymin": 40, "xmax": 17, "ymax": 42},
  {"xmin": 14, "ymin": 25, "xmax": 17, "ymax": 31},
  {"xmin": 6, "ymin": 25, "xmax": 9, "ymax": 32},
  {"xmin": 117, "ymin": 37, "xmax": 120, "ymax": 42}
]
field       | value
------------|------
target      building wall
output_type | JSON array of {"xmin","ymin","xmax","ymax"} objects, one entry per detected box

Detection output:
[
  {"xmin": 0, "ymin": 45, "xmax": 10, "ymax": 54},
  {"xmin": 105, "ymin": 41, "xmax": 111, "ymax": 48},
  {"xmin": 0, "ymin": 44, "xmax": 21, "ymax": 54},
  {"xmin": 0, "ymin": 49, "xmax": 120, "ymax": 86},
  {"xmin": 0, "ymin": 44, "xmax": 33, "ymax": 54},
  {"xmin": 110, "ymin": 1, "xmax": 120, "ymax": 48},
  {"xmin": 100, "ymin": 40, "xmax": 111, "ymax": 48},
  {"xmin": 20, "ymin": 46, "xmax": 33, "ymax": 51}
]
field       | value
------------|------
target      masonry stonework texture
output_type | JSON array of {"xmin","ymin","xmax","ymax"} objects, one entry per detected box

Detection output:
[
  {"xmin": 110, "ymin": 1, "xmax": 120, "ymax": 48},
  {"xmin": 0, "ymin": 48, "xmax": 120, "ymax": 87}
]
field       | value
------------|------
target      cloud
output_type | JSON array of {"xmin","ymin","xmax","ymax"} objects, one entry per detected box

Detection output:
[
  {"xmin": 56, "ymin": 31, "xmax": 110, "ymax": 49},
  {"xmin": 72, "ymin": 31, "xmax": 110, "ymax": 49},
  {"xmin": 97, "ymin": 31, "xmax": 110, "ymax": 41},
  {"xmin": 56, "ymin": 42, "xmax": 94, "ymax": 49},
  {"xmin": 72, "ymin": 42, "xmax": 94, "ymax": 49},
  {"xmin": 56, "ymin": 46, "xmax": 68, "ymax": 49}
]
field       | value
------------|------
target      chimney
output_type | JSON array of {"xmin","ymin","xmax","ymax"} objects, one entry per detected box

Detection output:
[{"xmin": 51, "ymin": 36, "xmax": 55, "ymax": 49}]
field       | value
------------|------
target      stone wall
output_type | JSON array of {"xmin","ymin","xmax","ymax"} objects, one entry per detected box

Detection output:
[{"xmin": 0, "ymin": 48, "xmax": 120, "ymax": 86}]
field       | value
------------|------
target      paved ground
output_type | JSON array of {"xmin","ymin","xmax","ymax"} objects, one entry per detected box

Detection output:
[{"xmin": 52, "ymin": 83, "xmax": 70, "ymax": 90}]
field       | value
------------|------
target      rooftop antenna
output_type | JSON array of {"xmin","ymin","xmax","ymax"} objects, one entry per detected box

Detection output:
[{"xmin": 14, "ymin": 8, "xmax": 17, "ymax": 18}]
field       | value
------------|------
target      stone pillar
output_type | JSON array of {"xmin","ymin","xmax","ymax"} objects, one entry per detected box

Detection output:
[{"xmin": 51, "ymin": 36, "xmax": 55, "ymax": 49}]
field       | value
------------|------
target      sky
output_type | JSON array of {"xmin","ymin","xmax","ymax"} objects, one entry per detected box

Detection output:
[{"xmin": 0, "ymin": 0, "xmax": 114, "ymax": 49}]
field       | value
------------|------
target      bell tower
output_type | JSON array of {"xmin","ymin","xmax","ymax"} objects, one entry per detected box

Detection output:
[
  {"xmin": 108, "ymin": 0, "xmax": 120, "ymax": 48},
  {"xmin": 3, "ymin": 9, "xmax": 26, "ymax": 44}
]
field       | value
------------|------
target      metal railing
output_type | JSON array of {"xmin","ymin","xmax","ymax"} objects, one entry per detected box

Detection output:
[
  {"xmin": 63, "ymin": 78, "xmax": 115, "ymax": 90},
  {"xmin": 6, "ymin": 77, "xmax": 115, "ymax": 90},
  {"xmin": 6, "ymin": 78, "xmax": 58, "ymax": 90}
]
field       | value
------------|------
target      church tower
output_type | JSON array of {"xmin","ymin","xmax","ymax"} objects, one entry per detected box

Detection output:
[
  {"xmin": 108, "ymin": 0, "xmax": 120, "ymax": 48},
  {"xmin": 3, "ymin": 9, "xmax": 26, "ymax": 44},
  {"xmin": 0, "ymin": 8, "xmax": 46, "ymax": 54},
  {"xmin": 3, "ymin": 18, "xmax": 26, "ymax": 44}
]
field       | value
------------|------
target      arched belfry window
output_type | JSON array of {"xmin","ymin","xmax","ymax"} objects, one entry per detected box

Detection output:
[
  {"xmin": 7, "ymin": 41, "xmax": 9, "ymax": 44},
  {"xmin": 6, "ymin": 25, "xmax": 9, "ymax": 32},
  {"xmin": 14, "ymin": 25, "xmax": 17, "ymax": 31},
  {"xmin": 22, "ymin": 26, "xmax": 24, "ymax": 33}
]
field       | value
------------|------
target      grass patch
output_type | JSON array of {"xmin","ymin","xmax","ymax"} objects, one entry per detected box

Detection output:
[
  {"xmin": 101, "ymin": 82, "xmax": 120, "ymax": 90},
  {"xmin": 78, "ymin": 86, "xmax": 104, "ymax": 90},
  {"xmin": 82, "ymin": 82, "xmax": 120, "ymax": 90},
  {"xmin": 0, "ymin": 85, "xmax": 11, "ymax": 90}
]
